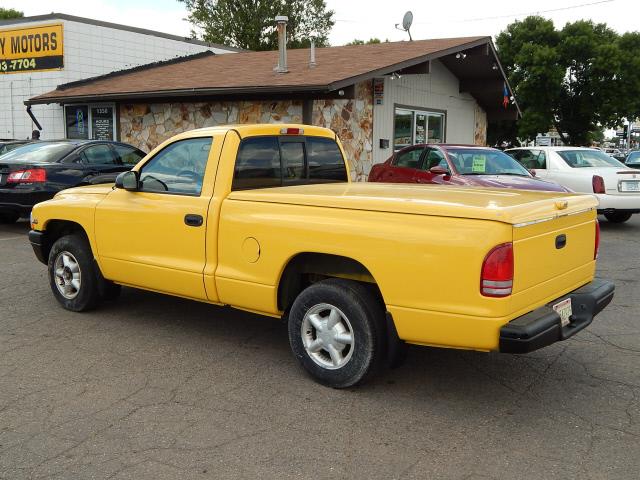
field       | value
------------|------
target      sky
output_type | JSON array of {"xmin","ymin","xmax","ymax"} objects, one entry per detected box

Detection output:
[{"xmin": 2, "ymin": 0, "xmax": 639, "ymax": 44}]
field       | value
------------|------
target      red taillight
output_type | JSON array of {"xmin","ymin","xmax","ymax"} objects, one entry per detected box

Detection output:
[
  {"xmin": 481, "ymin": 242, "xmax": 514, "ymax": 297},
  {"xmin": 594, "ymin": 220, "xmax": 600, "ymax": 260},
  {"xmin": 592, "ymin": 175, "xmax": 605, "ymax": 194},
  {"xmin": 280, "ymin": 127, "xmax": 304, "ymax": 135},
  {"xmin": 7, "ymin": 169, "xmax": 47, "ymax": 183}
]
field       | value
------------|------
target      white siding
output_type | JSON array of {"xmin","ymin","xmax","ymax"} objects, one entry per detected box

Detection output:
[
  {"xmin": 372, "ymin": 59, "xmax": 482, "ymax": 167},
  {"xmin": 0, "ymin": 18, "xmax": 236, "ymax": 140}
]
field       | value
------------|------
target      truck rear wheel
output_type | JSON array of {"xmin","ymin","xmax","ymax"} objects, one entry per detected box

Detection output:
[
  {"xmin": 604, "ymin": 212, "xmax": 633, "ymax": 223},
  {"xmin": 288, "ymin": 278, "xmax": 385, "ymax": 388},
  {"xmin": 48, "ymin": 234, "xmax": 100, "ymax": 312}
]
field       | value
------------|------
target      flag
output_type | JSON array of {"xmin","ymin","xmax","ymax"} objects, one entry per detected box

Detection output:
[{"xmin": 503, "ymin": 83, "xmax": 510, "ymax": 109}]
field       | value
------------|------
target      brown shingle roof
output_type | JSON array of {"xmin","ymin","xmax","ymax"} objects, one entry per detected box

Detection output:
[{"xmin": 28, "ymin": 36, "xmax": 490, "ymax": 104}]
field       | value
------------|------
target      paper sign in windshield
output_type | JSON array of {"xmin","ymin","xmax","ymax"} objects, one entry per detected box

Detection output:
[{"xmin": 472, "ymin": 155, "xmax": 486, "ymax": 173}]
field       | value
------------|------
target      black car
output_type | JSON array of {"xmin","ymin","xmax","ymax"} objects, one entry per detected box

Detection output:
[
  {"xmin": 625, "ymin": 151, "xmax": 640, "ymax": 169},
  {"xmin": 0, "ymin": 140, "xmax": 32, "ymax": 156},
  {"xmin": 0, "ymin": 140, "xmax": 146, "ymax": 223}
]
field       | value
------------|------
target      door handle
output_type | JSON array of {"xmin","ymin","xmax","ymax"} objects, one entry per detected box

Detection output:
[{"xmin": 184, "ymin": 214, "xmax": 203, "ymax": 227}]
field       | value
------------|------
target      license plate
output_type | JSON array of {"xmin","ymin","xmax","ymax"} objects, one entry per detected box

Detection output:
[
  {"xmin": 620, "ymin": 180, "xmax": 640, "ymax": 192},
  {"xmin": 553, "ymin": 298, "xmax": 572, "ymax": 327}
]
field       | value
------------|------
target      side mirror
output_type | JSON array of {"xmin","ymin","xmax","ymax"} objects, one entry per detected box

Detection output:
[
  {"xmin": 529, "ymin": 169, "xmax": 537, "ymax": 177},
  {"xmin": 429, "ymin": 165, "xmax": 450, "ymax": 176},
  {"xmin": 115, "ymin": 170, "xmax": 139, "ymax": 191}
]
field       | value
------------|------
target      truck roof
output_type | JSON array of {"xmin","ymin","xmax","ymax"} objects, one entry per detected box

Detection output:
[{"xmin": 184, "ymin": 124, "xmax": 336, "ymax": 140}]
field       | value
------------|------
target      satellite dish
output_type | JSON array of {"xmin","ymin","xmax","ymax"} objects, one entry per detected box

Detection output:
[
  {"xmin": 402, "ymin": 11, "xmax": 413, "ymax": 31},
  {"xmin": 395, "ymin": 11, "xmax": 413, "ymax": 41}
]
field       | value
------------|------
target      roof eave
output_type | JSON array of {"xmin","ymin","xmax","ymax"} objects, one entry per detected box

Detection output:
[
  {"xmin": 25, "ymin": 84, "xmax": 333, "ymax": 106},
  {"xmin": 328, "ymin": 36, "xmax": 492, "ymax": 91}
]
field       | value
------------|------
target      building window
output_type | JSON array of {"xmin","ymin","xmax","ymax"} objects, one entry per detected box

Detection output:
[
  {"xmin": 393, "ymin": 107, "xmax": 446, "ymax": 150},
  {"xmin": 64, "ymin": 104, "xmax": 116, "ymax": 140}
]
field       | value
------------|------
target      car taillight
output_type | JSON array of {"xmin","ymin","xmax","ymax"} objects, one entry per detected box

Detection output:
[
  {"xmin": 7, "ymin": 169, "xmax": 47, "ymax": 183},
  {"xmin": 481, "ymin": 242, "xmax": 513, "ymax": 297},
  {"xmin": 592, "ymin": 175, "xmax": 605, "ymax": 194},
  {"xmin": 594, "ymin": 220, "xmax": 600, "ymax": 260}
]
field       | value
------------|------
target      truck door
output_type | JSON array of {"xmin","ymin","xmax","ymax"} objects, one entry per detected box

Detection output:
[{"xmin": 95, "ymin": 135, "xmax": 221, "ymax": 301}]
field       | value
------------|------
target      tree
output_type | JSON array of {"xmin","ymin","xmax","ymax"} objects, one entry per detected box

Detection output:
[
  {"xmin": 179, "ymin": 0, "xmax": 334, "ymax": 51},
  {"xmin": 496, "ymin": 16, "xmax": 640, "ymax": 145},
  {"xmin": 346, "ymin": 38, "xmax": 383, "ymax": 46},
  {"xmin": 0, "ymin": 8, "xmax": 23, "ymax": 19}
]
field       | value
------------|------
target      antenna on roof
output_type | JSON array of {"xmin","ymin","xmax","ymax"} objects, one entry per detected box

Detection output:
[{"xmin": 395, "ymin": 11, "xmax": 413, "ymax": 41}]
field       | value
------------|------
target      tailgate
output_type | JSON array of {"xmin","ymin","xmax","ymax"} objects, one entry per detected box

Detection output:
[{"xmin": 512, "ymin": 210, "xmax": 596, "ymax": 297}]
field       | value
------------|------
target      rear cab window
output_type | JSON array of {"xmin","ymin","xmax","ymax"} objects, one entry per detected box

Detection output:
[{"xmin": 232, "ymin": 135, "xmax": 348, "ymax": 190}]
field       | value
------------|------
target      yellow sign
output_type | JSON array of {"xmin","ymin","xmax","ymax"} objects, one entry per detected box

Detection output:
[{"xmin": 0, "ymin": 23, "xmax": 63, "ymax": 74}]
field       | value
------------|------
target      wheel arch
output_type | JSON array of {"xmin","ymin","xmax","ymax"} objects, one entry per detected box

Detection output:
[
  {"xmin": 277, "ymin": 252, "xmax": 384, "ymax": 313},
  {"xmin": 39, "ymin": 219, "xmax": 91, "ymax": 262}
]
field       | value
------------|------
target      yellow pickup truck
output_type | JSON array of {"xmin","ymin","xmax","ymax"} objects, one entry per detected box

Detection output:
[{"xmin": 28, "ymin": 124, "xmax": 614, "ymax": 387}]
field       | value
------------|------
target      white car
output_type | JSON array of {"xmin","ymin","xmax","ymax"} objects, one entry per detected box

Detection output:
[{"xmin": 506, "ymin": 146, "xmax": 640, "ymax": 223}]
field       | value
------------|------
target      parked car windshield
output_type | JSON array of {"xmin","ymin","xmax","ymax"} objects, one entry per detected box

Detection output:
[
  {"xmin": 557, "ymin": 150, "xmax": 625, "ymax": 168},
  {"xmin": 626, "ymin": 151, "xmax": 640, "ymax": 165},
  {"xmin": 0, "ymin": 142, "xmax": 76, "ymax": 163},
  {"xmin": 447, "ymin": 148, "xmax": 531, "ymax": 176}
]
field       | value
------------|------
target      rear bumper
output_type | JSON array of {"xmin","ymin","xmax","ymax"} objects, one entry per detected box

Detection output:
[
  {"xmin": 0, "ymin": 187, "xmax": 54, "ymax": 216},
  {"xmin": 499, "ymin": 278, "xmax": 614, "ymax": 353},
  {"xmin": 595, "ymin": 193, "xmax": 640, "ymax": 211}
]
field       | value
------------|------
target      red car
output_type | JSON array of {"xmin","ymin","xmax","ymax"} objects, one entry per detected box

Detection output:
[{"xmin": 369, "ymin": 144, "xmax": 569, "ymax": 192}]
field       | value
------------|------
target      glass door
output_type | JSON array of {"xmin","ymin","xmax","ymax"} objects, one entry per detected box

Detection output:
[{"xmin": 394, "ymin": 109, "xmax": 414, "ymax": 150}]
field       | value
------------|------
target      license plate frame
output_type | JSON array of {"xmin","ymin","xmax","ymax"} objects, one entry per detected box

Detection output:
[
  {"xmin": 553, "ymin": 298, "xmax": 572, "ymax": 327},
  {"xmin": 620, "ymin": 180, "xmax": 640, "ymax": 192}
]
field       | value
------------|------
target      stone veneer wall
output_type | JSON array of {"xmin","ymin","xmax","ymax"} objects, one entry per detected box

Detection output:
[
  {"xmin": 474, "ymin": 103, "xmax": 488, "ymax": 146},
  {"xmin": 312, "ymin": 81, "xmax": 374, "ymax": 181},
  {"xmin": 120, "ymin": 100, "xmax": 303, "ymax": 152},
  {"xmin": 119, "ymin": 81, "xmax": 374, "ymax": 181}
]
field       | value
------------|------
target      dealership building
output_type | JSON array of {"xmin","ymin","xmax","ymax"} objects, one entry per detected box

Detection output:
[
  {"xmin": 0, "ymin": 13, "xmax": 239, "ymax": 141},
  {"xmin": 18, "ymin": 16, "xmax": 518, "ymax": 180}
]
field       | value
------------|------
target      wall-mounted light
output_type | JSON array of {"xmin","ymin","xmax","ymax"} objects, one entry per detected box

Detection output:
[
  {"xmin": 492, "ymin": 63, "xmax": 498, "ymax": 70},
  {"xmin": 390, "ymin": 72, "xmax": 402, "ymax": 80},
  {"xmin": 456, "ymin": 52, "xmax": 467, "ymax": 59}
]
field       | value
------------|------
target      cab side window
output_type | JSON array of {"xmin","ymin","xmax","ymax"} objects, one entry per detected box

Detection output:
[
  {"xmin": 394, "ymin": 147, "xmax": 423, "ymax": 169},
  {"xmin": 139, "ymin": 137, "xmax": 212, "ymax": 195},
  {"xmin": 80, "ymin": 145, "xmax": 117, "ymax": 165}
]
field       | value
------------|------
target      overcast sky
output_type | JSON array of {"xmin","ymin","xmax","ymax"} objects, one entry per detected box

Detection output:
[{"xmin": 2, "ymin": 0, "xmax": 638, "ymax": 44}]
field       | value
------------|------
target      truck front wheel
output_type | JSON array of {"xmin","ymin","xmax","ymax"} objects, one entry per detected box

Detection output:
[
  {"xmin": 48, "ymin": 234, "xmax": 101, "ymax": 312},
  {"xmin": 288, "ymin": 278, "xmax": 385, "ymax": 388}
]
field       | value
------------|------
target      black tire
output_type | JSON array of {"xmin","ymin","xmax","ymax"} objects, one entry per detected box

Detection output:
[
  {"xmin": 288, "ymin": 278, "xmax": 386, "ymax": 388},
  {"xmin": 48, "ymin": 234, "xmax": 100, "ymax": 312},
  {"xmin": 604, "ymin": 212, "xmax": 633, "ymax": 223},
  {"xmin": 0, "ymin": 212, "xmax": 20, "ymax": 224}
]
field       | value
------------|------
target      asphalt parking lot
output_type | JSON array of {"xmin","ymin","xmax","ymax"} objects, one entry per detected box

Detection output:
[{"xmin": 0, "ymin": 218, "xmax": 639, "ymax": 480}]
